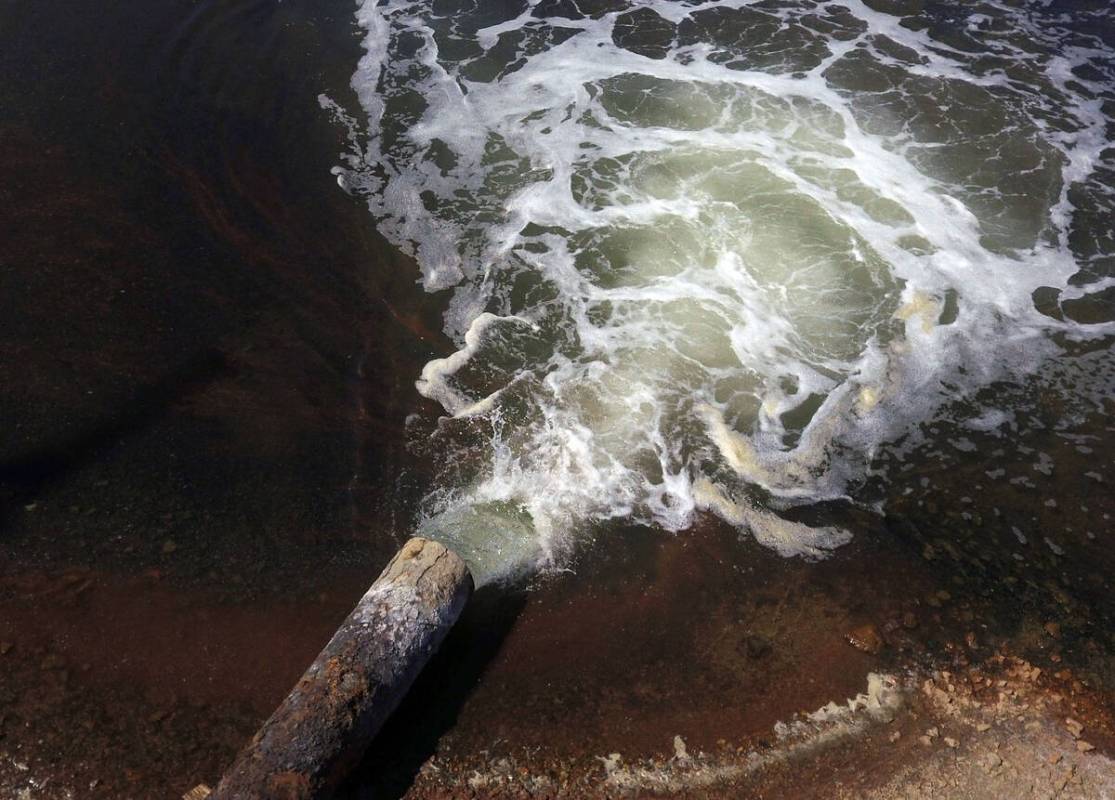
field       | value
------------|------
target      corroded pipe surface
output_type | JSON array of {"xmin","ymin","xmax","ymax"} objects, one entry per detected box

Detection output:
[{"xmin": 209, "ymin": 538, "xmax": 473, "ymax": 800}]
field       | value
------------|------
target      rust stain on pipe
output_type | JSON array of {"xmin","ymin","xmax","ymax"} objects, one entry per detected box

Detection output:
[{"xmin": 208, "ymin": 537, "xmax": 473, "ymax": 800}]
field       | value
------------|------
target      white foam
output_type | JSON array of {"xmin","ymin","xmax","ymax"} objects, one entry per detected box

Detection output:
[{"xmin": 333, "ymin": 0, "xmax": 1115, "ymax": 581}]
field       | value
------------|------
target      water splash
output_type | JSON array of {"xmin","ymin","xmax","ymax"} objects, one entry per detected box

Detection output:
[{"xmin": 328, "ymin": 0, "xmax": 1115, "ymax": 583}]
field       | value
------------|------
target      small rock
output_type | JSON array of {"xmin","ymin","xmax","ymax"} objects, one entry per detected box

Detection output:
[
  {"xmin": 845, "ymin": 624, "xmax": 884, "ymax": 655},
  {"xmin": 1054, "ymin": 767, "xmax": 1074, "ymax": 793},
  {"xmin": 983, "ymin": 753, "xmax": 1003, "ymax": 772},
  {"xmin": 673, "ymin": 735, "xmax": 689, "ymax": 763},
  {"xmin": 926, "ymin": 726, "xmax": 940, "ymax": 739},
  {"xmin": 0, "ymin": 641, "xmax": 12, "ymax": 655},
  {"xmin": 1065, "ymin": 718, "xmax": 1084, "ymax": 738},
  {"xmin": 902, "ymin": 611, "xmax": 918, "ymax": 629},
  {"xmin": 919, "ymin": 735, "xmax": 933, "ymax": 747},
  {"xmin": 976, "ymin": 723, "xmax": 992, "ymax": 732},
  {"xmin": 944, "ymin": 737, "xmax": 958, "ymax": 748},
  {"xmin": 1044, "ymin": 621, "xmax": 1061, "ymax": 638},
  {"xmin": 1077, "ymin": 740, "xmax": 1094, "ymax": 752},
  {"xmin": 889, "ymin": 731, "xmax": 901, "ymax": 743},
  {"xmin": 598, "ymin": 754, "xmax": 622, "ymax": 775},
  {"xmin": 741, "ymin": 633, "xmax": 772, "ymax": 660},
  {"xmin": 162, "ymin": 539, "xmax": 178, "ymax": 554}
]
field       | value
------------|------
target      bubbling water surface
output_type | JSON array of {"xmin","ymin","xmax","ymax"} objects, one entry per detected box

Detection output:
[{"xmin": 328, "ymin": 0, "xmax": 1115, "ymax": 583}]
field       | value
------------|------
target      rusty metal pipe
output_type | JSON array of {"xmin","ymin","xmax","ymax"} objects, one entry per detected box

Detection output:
[{"xmin": 207, "ymin": 537, "xmax": 473, "ymax": 800}]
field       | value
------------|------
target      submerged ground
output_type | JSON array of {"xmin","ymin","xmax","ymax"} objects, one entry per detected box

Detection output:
[{"xmin": 1, "ymin": 0, "xmax": 1114, "ymax": 798}]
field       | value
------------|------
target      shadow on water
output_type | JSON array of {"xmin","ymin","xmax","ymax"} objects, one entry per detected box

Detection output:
[
  {"xmin": 0, "ymin": 349, "xmax": 232, "ymax": 514},
  {"xmin": 338, "ymin": 585, "xmax": 528, "ymax": 800}
]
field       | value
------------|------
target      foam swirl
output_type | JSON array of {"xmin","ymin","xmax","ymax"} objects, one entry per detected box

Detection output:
[{"xmin": 327, "ymin": 0, "xmax": 1115, "ymax": 582}]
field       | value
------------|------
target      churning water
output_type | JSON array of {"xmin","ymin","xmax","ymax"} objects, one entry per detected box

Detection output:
[{"xmin": 327, "ymin": 0, "xmax": 1115, "ymax": 583}]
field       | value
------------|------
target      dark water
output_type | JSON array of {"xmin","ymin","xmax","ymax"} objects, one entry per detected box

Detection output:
[
  {"xmin": 1, "ymin": 0, "xmax": 443, "ymax": 794},
  {"xmin": 1, "ymin": 1, "xmax": 1113, "ymax": 798}
]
